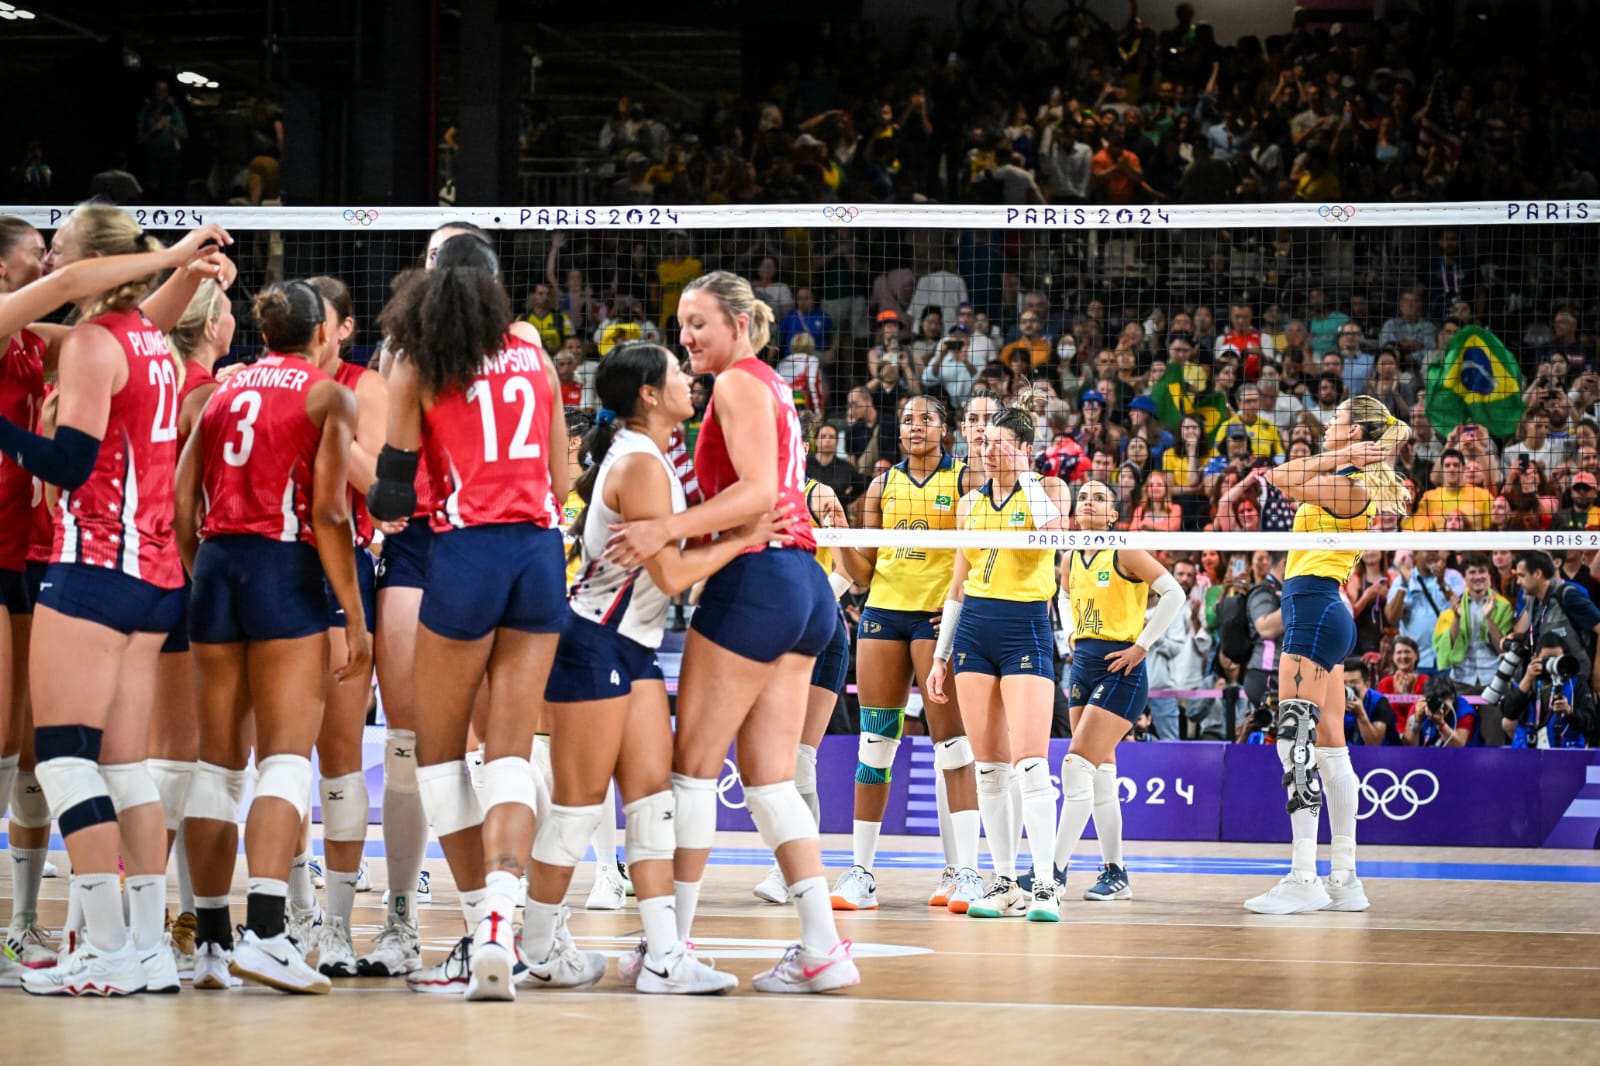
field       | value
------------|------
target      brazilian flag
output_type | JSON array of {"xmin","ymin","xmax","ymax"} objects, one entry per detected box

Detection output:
[
  {"xmin": 1152, "ymin": 360, "xmax": 1230, "ymax": 436},
  {"xmin": 1425, "ymin": 326, "xmax": 1524, "ymax": 438}
]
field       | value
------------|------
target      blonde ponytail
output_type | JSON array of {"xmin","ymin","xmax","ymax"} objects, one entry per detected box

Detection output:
[
  {"xmin": 1346, "ymin": 395, "xmax": 1413, "ymax": 515},
  {"xmin": 66, "ymin": 203, "xmax": 166, "ymax": 321}
]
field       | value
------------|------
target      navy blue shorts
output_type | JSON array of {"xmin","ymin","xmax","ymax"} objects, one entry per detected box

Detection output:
[
  {"xmin": 692, "ymin": 548, "xmax": 837, "ymax": 663},
  {"xmin": 858, "ymin": 605, "xmax": 938, "ymax": 644},
  {"xmin": 544, "ymin": 612, "xmax": 664, "ymax": 703},
  {"xmin": 1066, "ymin": 638, "xmax": 1151, "ymax": 722},
  {"xmin": 325, "ymin": 547, "xmax": 377, "ymax": 633},
  {"xmin": 1282, "ymin": 575, "xmax": 1355, "ymax": 670},
  {"xmin": 36, "ymin": 562, "xmax": 185, "ymax": 636},
  {"xmin": 951, "ymin": 596, "xmax": 1055, "ymax": 679},
  {"xmin": 190, "ymin": 536, "xmax": 329, "ymax": 644},
  {"xmin": 0, "ymin": 568, "xmax": 30, "ymax": 615},
  {"xmin": 24, "ymin": 560, "xmax": 46, "ymax": 605},
  {"xmin": 809, "ymin": 610, "xmax": 850, "ymax": 693},
  {"xmin": 420, "ymin": 524, "xmax": 566, "ymax": 641},
  {"xmin": 375, "ymin": 519, "xmax": 434, "ymax": 591},
  {"xmin": 161, "ymin": 580, "xmax": 191, "ymax": 654}
]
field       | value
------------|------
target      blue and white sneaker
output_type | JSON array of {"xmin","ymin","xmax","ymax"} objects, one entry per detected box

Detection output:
[
  {"xmin": 1083, "ymin": 863, "xmax": 1133, "ymax": 901},
  {"xmin": 308, "ymin": 859, "xmax": 325, "ymax": 890}
]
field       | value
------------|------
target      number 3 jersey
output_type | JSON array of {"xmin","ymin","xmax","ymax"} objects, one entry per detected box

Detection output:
[
  {"xmin": 52, "ymin": 308, "xmax": 184, "ymax": 588},
  {"xmin": 422, "ymin": 331, "xmax": 561, "ymax": 533},
  {"xmin": 198, "ymin": 353, "xmax": 331, "ymax": 546}
]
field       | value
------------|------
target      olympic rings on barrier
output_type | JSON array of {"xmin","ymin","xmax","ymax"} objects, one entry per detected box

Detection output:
[
  {"xmin": 716, "ymin": 757, "xmax": 746, "ymax": 809},
  {"xmin": 1356, "ymin": 767, "xmax": 1440, "ymax": 821},
  {"xmin": 343, "ymin": 208, "xmax": 381, "ymax": 226},
  {"xmin": 1318, "ymin": 204, "xmax": 1358, "ymax": 222},
  {"xmin": 822, "ymin": 205, "xmax": 861, "ymax": 222}
]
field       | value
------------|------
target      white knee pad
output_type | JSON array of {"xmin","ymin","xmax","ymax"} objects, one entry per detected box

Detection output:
[
  {"xmin": 670, "ymin": 773, "xmax": 718, "ymax": 851},
  {"xmin": 857, "ymin": 732, "xmax": 900, "ymax": 772},
  {"xmin": 623, "ymin": 790, "xmax": 675, "ymax": 865},
  {"xmin": 479, "ymin": 757, "xmax": 537, "ymax": 816},
  {"xmin": 1060, "ymin": 752, "xmax": 1095, "ymax": 803},
  {"xmin": 934, "ymin": 735, "xmax": 975, "ymax": 771},
  {"xmin": 147, "ymin": 759, "xmax": 196, "ymax": 832},
  {"xmin": 320, "ymin": 771, "xmax": 370, "ymax": 843},
  {"xmin": 530, "ymin": 734, "xmax": 554, "ymax": 792},
  {"xmin": 100, "ymin": 761, "xmax": 163, "ymax": 813},
  {"xmin": 1015, "ymin": 756, "xmax": 1054, "ymax": 800},
  {"xmin": 10, "ymin": 770, "xmax": 52, "ymax": 829},
  {"xmin": 185, "ymin": 762, "xmax": 248, "ymax": 823},
  {"xmin": 415, "ymin": 761, "xmax": 483, "ymax": 838},
  {"xmin": 34, "ymin": 757, "xmax": 112, "ymax": 824},
  {"xmin": 794, "ymin": 744, "xmax": 818, "ymax": 796},
  {"xmin": 254, "ymin": 755, "xmax": 313, "ymax": 819},
  {"xmin": 976, "ymin": 761, "xmax": 1012, "ymax": 797},
  {"xmin": 1094, "ymin": 763, "xmax": 1118, "ymax": 803},
  {"xmin": 745, "ymin": 781, "xmax": 816, "ymax": 851},
  {"xmin": 6, "ymin": 768, "xmax": 44, "ymax": 827},
  {"xmin": 530, "ymin": 802, "xmax": 604, "ymax": 868},
  {"xmin": 383, "ymin": 730, "xmax": 418, "ymax": 793}
]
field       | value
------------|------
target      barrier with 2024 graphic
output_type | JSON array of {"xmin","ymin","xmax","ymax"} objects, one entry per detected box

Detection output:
[{"xmin": 309, "ymin": 730, "xmax": 1600, "ymax": 850}]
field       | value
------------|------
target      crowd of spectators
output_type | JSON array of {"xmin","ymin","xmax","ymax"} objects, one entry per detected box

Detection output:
[{"xmin": 590, "ymin": 3, "xmax": 1600, "ymax": 207}]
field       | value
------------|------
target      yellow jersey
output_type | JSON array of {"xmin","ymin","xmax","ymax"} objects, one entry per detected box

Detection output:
[
  {"xmin": 1286, "ymin": 469, "xmax": 1374, "ymax": 582},
  {"xmin": 961, "ymin": 474, "xmax": 1059, "ymax": 603},
  {"xmin": 1406, "ymin": 484, "xmax": 1493, "ymax": 531},
  {"xmin": 561, "ymin": 488, "xmax": 584, "ymax": 587},
  {"xmin": 1066, "ymin": 549, "xmax": 1147, "ymax": 644},
  {"xmin": 656, "ymin": 256, "xmax": 704, "ymax": 328},
  {"xmin": 804, "ymin": 479, "xmax": 832, "ymax": 575},
  {"xmin": 867, "ymin": 455, "xmax": 968, "ymax": 613}
]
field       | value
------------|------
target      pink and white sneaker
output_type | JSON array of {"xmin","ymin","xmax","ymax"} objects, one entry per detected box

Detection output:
[{"xmin": 751, "ymin": 939, "xmax": 860, "ymax": 994}]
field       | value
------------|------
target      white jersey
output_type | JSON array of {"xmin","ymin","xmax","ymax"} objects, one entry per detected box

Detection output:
[{"xmin": 568, "ymin": 428, "xmax": 685, "ymax": 648}]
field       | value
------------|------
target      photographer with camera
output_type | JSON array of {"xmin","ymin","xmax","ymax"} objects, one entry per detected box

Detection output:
[
  {"xmin": 1343, "ymin": 659, "xmax": 1398, "ymax": 746},
  {"xmin": 1512, "ymin": 551, "xmax": 1600, "ymax": 699},
  {"xmin": 1499, "ymin": 633, "xmax": 1600, "ymax": 749},
  {"xmin": 1402, "ymin": 673, "xmax": 1477, "ymax": 747}
]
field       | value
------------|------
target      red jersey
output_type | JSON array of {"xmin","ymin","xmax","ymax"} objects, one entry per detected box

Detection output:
[
  {"xmin": 559, "ymin": 379, "xmax": 582, "ymax": 409},
  {"xmin": 176, "ymin": 359, "xmax": 218, "ymax": 452},
  {"xmin": 1217, "ymin": 327, "xmax": 1265, "ymax": 380},
  {"xmin": 335, "ymin": 360, "xmax": 376, "ymax": 547},
  {"xmin": 27, "ymin": 384, "xmax": 54, "ymax": 565},
  {"xmin": 52, "ymin": 308, "xmax": 183, "ymax": 588},
  {"xmin": 423, "ymin": 332, "xmax": 561, "ymax": 532},
  {"xmin": 693, "ymin": 357, "xmax": 815, "ymax": 552},
  {"xmin": 198, "ymin": 354, "xmax": 330, "ymax": 546},
  {"xmin": 0, "ymin": 330, "xmax": 46, "ymax": 570}
]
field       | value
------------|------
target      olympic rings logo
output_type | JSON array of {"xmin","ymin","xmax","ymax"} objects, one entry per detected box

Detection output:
[
  {"xmin": 343, "ymin": 208, "xmax": 381, "ymax": 226},
  {"xmin": 822, "ymin": 206, "xmax": 861, "ymax": 222},
  {"xmin": 716, "ymin": 758, "xmax": 746, "ymax": 809},
  {"xmin": 1318, "ymin": 204, "xmax": 1358, "ymax": 222},
  {"xmin": 1356, "ymin": 768, "xmax": 1439, "ymax": 821}
]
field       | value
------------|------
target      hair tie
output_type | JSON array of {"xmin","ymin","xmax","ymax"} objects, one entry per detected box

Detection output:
[
  {"xmin": 1385, "ymin": 413, "xmax": 1397, "ymax": 427},
  {"xmin": 595, "ymin": 407, "xmax": 617, "ymax": 426}
]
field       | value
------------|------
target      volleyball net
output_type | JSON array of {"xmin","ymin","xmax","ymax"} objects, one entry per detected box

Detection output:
[{"xmin": 10, "ymin": 199, "xmax": 1600, "ymax": 555}]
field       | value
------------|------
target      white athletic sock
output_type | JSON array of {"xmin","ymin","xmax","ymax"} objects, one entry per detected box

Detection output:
[
  {"xmin": 11, "ymin": 847, "xmax": 46, "ymax": 915},
  {"xmin": 468, "ymin": 745, "xmax": 486, "ymax": 791},
  {"xmin": 975, "ymin": 763, "xmax": 1017, "ymax": 879},
  {"xmin": 326, "ymin": 867, "xmax": 360, "ymax": 926},
  {"xmin": 65, "ymin": 874, "xmax": 84, "ymax": 943},
  {"xmin": 789, "ymin": 876, "xmax": 839, "ymax": 955},
  {"xmin": 637, "ymin": 895, "xmax": 680, "ymax": 963},
  {"xmin": 951, "ymin": 808, "xmax": 981, "ymax": 872},
  {"xmin": 288, "ymin": 850, "xmax": 315, "ymax": 911},
  {"xmin": 1318, "ymin": 746, "xmax": 1357, "ymax": 858},
  {"xmin": 1015, "ymin": 757, "xmax": 1058, "ymax": 883},
  {"xmin": 521, "ymin": 898, "xmax": 560, "ymax": 959},
  {"xmin": 591, "ymin": 780, "xmax": 621, "ymax": 876},
  {"xmin": 1094, "ymin": 764, "xmax": 1124, "ymax": 867},
  {"xmin": 125, "ymin": 873, "xmax": 167, "ymax": 950},
  {"xmin": 673, "ymin": 880, "xmax": 701, "ymax": 941},
  {"xmin": 935, "ymin": 768, "xmax": 957, "ymax": 866},
  {"xmin": 79, "ymin": 872, "xmax": 128, "ymax": 952},
  {"xmin": 174, "ymin": 823, "xmax": 196, "ymax": 915},
  {"xmin": 460, "ymin": 885, "xmax": 488, "ymax": 930},
  {"xmin": 0, "ymin": 753, "xmax": 16, "ymax": 820},
  {"xmin": 851, "ymin": 818, "xmax": 881, "ymax": 872},
  {"xmin": 1052, "ymin": 754, "xmax": 1096, "ymax": 876},
  {"xmin": 483, "ymin": 870, "xmax": 519, "ymax": 925}
]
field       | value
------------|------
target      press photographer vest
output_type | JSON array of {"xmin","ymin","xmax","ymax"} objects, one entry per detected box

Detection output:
[{"xmin": 1531, "ymin": 580, "xmax": 1596, "ymax": 677}]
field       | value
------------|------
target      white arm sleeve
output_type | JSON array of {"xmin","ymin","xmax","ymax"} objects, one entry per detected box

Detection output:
[
  {"xmin": 1135, "ymin": 573, "xmax": 1186, "ymax": 650},
  {"xmin": 934, "ymin": 599, "xmax": 963, "ymax": 662},
  {"xmin": 828, "ymin": 571, "xmax": 852, "ymax": 600}
]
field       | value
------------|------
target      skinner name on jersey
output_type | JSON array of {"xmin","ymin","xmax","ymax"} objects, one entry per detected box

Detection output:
[{"xmin": 231, "ymin": 363, "xmax": 313, "ymax": 391}]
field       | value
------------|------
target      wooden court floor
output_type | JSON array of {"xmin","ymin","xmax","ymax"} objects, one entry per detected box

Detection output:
[{"xmin": 3, "ymin": 833, "xmax": 1597, "ymax": 1064}]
